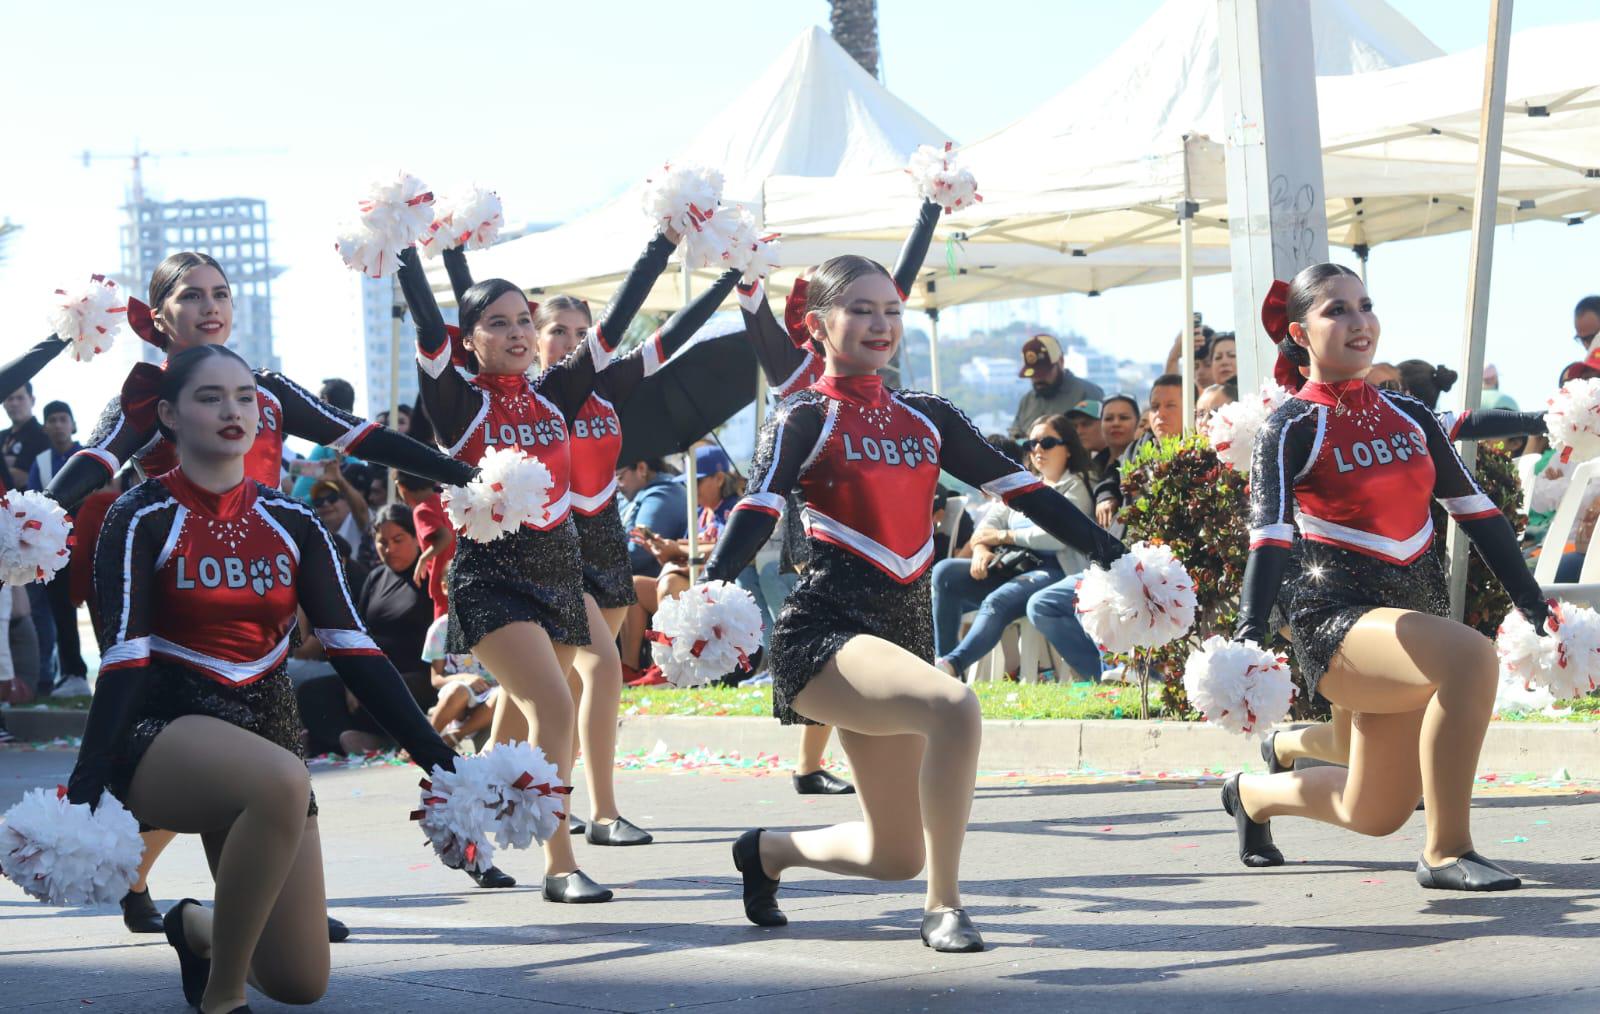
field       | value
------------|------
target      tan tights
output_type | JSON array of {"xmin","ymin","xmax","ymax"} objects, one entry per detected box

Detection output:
[
  {"xmin": 756, "ymin": 635, "xmax": 982, "ymax": 912},
  {"xmin": 1272, "ymin": 707, "xmax": 1353, "ymax": 767},
  {"xmin": 1238, "ymin": 608, "xmax": 1499, "ymax": 866},
  {"xmin": 477, "ymin": 620, "xmax": 580, "ymax": 876},
  {"xmin": 131, "ymin": 828, "xmax": 177, "ymax": 892},
  {"xmin": 797, "ymin": 722, "xmax": 836, "ymax": 775},
  {"xmin": 564, "ymin": 601, "xmax": 627, "ymax": 822},
  {"xmin": 126, "ymin": 715, "xmax": 328, "ymax": 1014}
]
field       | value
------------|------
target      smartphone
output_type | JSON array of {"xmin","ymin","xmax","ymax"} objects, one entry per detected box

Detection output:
[{"xmin": 288, "ymin": 459, "xmax": 323, "ymax": 477}]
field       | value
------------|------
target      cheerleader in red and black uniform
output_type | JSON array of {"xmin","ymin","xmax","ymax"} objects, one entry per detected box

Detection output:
[
  {"xmin": 732, "ymin": 198, "xmax": 942, "ymax": 795},
  {"xmin": 66, "ymin": 344, "xmax": 458, "ymax": 1013},
  {"xmin": 45, "ymin": 251, "xmax": 474, "ymax": 514},
  {"xmin": 1224, "ymin": 263, "xmax": 1549, "ymax": 892},
  {"xmin": 435, "ymin": 243, "xmax": 739, "ymax": 846},
  {"xmin": 395, "ymin": 229, "xmax": 680, "ymax": 902},
  {"xmin": 701, "ymin": 254, "xmax": 1124, "ymax": 952}
]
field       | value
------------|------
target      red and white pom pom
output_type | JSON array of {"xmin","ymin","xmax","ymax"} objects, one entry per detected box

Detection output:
[
  {"xmin": 649, "ymin": 580, "xmax": 764, "ymax": 687},
  {"xmin": 0, "ymin": 492, "xmax": 72, "ymax": 586},
  {"xmin": 47, "ymin": 275, "xmax": 126, "ymax": 363},
  {"xmin": 1182, "ymin": 636, "xmax": 1294, "ymax": 738},
  {"xmin": 681, "ymin": 205, "xmax": 741, "ymax": 271},
  {"xmin": 333, "ymin": 219, "xmax": 397, "ymax": 279},
  {"xmin": 412, "ymin": 763, "xmax": 500, "ymax": 872},
  {"xmin": 1497, "ymin": 601, "xmax": 1600, "ymax": 700},
  {"xmin": 478, "ymin": 741, "xmax": 568, "ymax": 849},
  {"xmin": 906, "ymin": 142, "xmax": 982, "ymax": 214},
  {"xmin": 1545, "ymin": 378, "xmax": 1600, "ymax": 464},
  {"xmin": 1203, "ymin": 381, "xmax": 1292, "ymax": 473},
  {"xmin": 1075, "ymin": 542, "xmax": 1197, "ymax": 654},
  {"xmin": 419, "ymin": 186, "xmax": 504, "ymax": 258},
  {"xmin": 334, "ymin": 172, "xmax": 435, "ymax": 278},
  {"xmin": 443, "ymin": 447, "xmax": 554, "ymax": 543},
  {"xmin": 641, "ymin": 162, "xmax": 724, "ymax": 237},
  {"xmin": 723, "ymin": 207, "xmax": 780, "ymax": 284},
  {"xmin": 0, "ymin": 788, "xmax": 144, "ymax": 906}
]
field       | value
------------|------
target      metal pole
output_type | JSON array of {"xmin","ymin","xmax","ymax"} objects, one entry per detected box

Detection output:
[
  {"xmin": 1180, "ymin": 135, "xmax": 1197, "ymax": 433},
  {"xmin": 681, "ymin": 261, "xmax": 700, "ymax": 581},
  {"xmin": 927, "ymin": 307, "xmax": 942, "ymax": 396},
  {"xmin": 1447, "ymin": 0, "xmax": 1514, "ymax": 620},
  {"xmin": 388, "ymin": 274, "xmax": 404, "ymax": 505}
]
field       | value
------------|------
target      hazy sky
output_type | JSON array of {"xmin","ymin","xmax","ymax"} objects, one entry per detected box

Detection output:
[{"xmin": 2, "ymin": 0, "xmax": 1596, "ymax": 428}]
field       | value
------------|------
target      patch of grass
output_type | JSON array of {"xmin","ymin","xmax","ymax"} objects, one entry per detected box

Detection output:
[{"xmin": 620, "ymin": 681, "xmax": 1150, "ymax": 721}]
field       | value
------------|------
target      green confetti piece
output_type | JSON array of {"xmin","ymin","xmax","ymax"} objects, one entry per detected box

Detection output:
[{"xmin": 1500, "ymin": 835, "xmax": 1529, "ymax": 844}]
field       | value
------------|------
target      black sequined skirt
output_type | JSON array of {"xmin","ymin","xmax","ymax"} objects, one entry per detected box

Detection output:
[
  {"xmin": 1284, "ymin": 539, "xmax": 1449, "ymax": 699},
  {"xmin": 448, "ymin": 518, "xmax": 591, "ymax": 652},
  {"xmin": 768, "ymin": 542, "xmax": 936, "ymax": 726},
  {"xmin": 112, "ymin": 662, "xmax": 316, "ymax": 823},
  {"xmin": 573, "ymin": 501, "xmax": 637, "ymax": 610}
]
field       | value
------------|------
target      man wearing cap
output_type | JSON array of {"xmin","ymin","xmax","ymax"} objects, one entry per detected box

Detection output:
[{"xmin": 1010, "ymin": 334, "xmax": 1104, "ymax": 440}]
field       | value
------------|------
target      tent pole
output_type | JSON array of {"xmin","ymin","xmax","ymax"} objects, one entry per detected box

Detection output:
[
  {"xmin": 1446, "ymin": 0, "xmax": 1514, "ymax": 622},
  {"xmin": 928, "ymin": 307, "xmax": 942, "ymax": 396},
  {"xmin": 388, "ymin": 273, "xmax": 403, "ymax": 505},
  {"xmin": 1179, "ymin": 134, "xmax": 1197, "ymax": 434},
  {"xmin": 681, "ymin": 260, "xmax": 700, "ymax": 582}
]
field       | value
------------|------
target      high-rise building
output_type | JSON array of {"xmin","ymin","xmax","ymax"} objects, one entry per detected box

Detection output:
[
  {"xmin": 360, "ymin": 275, "xmax": 422, "ymax": 419},
  {"xmin": 119, "ymin": 197, "xmax": 282, "ymax": 370}
]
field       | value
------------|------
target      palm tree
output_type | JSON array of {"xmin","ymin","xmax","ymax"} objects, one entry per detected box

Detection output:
[{"xmin": 829, "ymin": 0, "xmax": 880, "ymax": 79}]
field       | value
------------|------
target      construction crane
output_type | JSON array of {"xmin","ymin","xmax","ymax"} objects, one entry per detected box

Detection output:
[{"xmin": 80, "ymin": 145, "xmax": 285, "ymax": 206}]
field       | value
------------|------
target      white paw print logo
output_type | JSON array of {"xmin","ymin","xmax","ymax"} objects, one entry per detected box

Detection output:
[
  {"xmin": 533, "ymin": 420, "xmax": 554, "ymax": 445},
  {"xmin": 249, "ymin": 559, "xmax": 275, "ymax": 596},
  {"xmin": 900, "ymin": 437, "xmax": 924, "ymax": 468},
  {"xmin": 1390, "ymin": 433, "xmax": 1412, "ymax": 461}
]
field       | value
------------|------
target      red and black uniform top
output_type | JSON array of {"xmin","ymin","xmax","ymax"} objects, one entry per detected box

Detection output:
[
  {"xmin": 397, "ymin": 236, "xmax": 677, "ymax": 531},
  {"xmin": 67, "ymin": 469, "xmax": 455, "ymax": 806},
  {"xmin": 1236, "ymin": 379, "xmax": 1545, "ymax": 644},
  {"xmin": 703, "ymin": 373, "xmax": 1124, "ymax": 586},
  {"xmin": 46, "ymin": 364, "xmax": 474, "ymax": 513}
]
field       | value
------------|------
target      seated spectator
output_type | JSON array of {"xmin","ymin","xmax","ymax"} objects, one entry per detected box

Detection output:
[
  {"xmin": 1065, "ymin": 400, "xmax": 1107, "ymax": 472},
  {"xmin": 1481, "ymin": 364, "xmax": 1518, "ymax": 412},
  {"xmin": 421, "ymin": 613, "xmax": 497, "ymax": 750},
  {"xmin": 310, "ymin": 468, "xmax": 377, "ymax": 572},
  {"xmin": 396, "ymin": 472, "xmax": 454, "ymax": 619},
  {"xmin": 1195, "ymin": 382, "xmax": 1236, "ymax": 425},
  {"xmin": 1396, "ymin": 360, "xmax": 1459, "ymax": 410},
  {"xmin": 1092, "ymin": 395, "xmax": 1141, "ymax": 531},
  {"xmin": 932, "ymin": 485, "xmax": 976, "ymax": 561},
  {"xmin": 290, "ymin": 378, "xmax": 361, "ymax": 501},
  {"xmin": 931, "ymin": 415, "xmax": 1092, "ymax": 679},
  {"xmin": 617, "ymin": 456, "xmax": 687, "ymax": 577}
]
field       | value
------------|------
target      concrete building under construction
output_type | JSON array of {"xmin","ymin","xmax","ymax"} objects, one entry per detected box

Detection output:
[{"xmin": 120, "ymin": 197, "xmax": 282, "ymax": 371}]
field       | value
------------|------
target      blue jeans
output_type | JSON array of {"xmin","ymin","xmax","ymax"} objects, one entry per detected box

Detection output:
[
  {"xmin": 931, "ymin": 557, "xmax": 1063, "ymax": 670},
  {"xmin": 1556, "ymin": 551, "xmax": 1585, "ymax": 583},
  {"xmin": 736, "ymin": 562, "xmax": 797, "ymax": 651},
  {"xmin": 1025, "ymin": 572, "xmax": 1104, "ymax": 681}
]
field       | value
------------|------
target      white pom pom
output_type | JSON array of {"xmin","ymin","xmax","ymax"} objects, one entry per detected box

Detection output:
[
  {"xmin": 723, "ymin": 207, "xmax": 780, "ymax": 284},
  {"xmin": 419, "ymin": 186, "xmax": 504, "ymax": 258},
  {"xmin": 649, "ymin": 580, "xmax": 765, "ymax": 687},
  {"xmin": 47, "ymin": 275, "xmax": 126, "ymax": 363},
  {"xmin": 1075, "ymin": 542, "xmax": 1197, "ymax": 653},
  {"xmin": 334, "ymin": 172, "xmax": 435, "ymax": 278},
  {"xmin": 477, "ymin": 741, "xmax": 567, "ymax": 849},
  {"xmin": 1497, "ymin": 601, "xmax": 1600, "ymax": 699},
  {"xmin": 0, "ymin": 492, "xmax": 72, "ymax": 585},
  {"xmin": 1182, "ymin": 636, "xmax": 1294, "ymax": 738},
  {"xmin": 1203, "ymin": 381, "xmax": 1292, "ymax": 473},
  {"xmin": 413, "ymin": 763, "xmax": 500, "ymax": 872},
  {"xmin": 443, "ymin": 447, "xmax": 554, "ymax": 543},
  {"xmin": 333, "ymin": 220, "xmax": 397, "ymax": 279},
  {"xmin": 641, "ymin": 162, "xmax": 724, "ymax": 237},
  {"xmin": 0, "ymin": 788, "xmax": 144, "ymax": 906},
  {"xmin": 1546, "ymin": 378, "xmax": 1600, "ymax": 464},
  {"xmin": 680, "ymin": 206, "xmax": 741, "ymax": 271},
  {"xmin": 907, "ymin": 142, "xmax": 982, "ymax": 214}
]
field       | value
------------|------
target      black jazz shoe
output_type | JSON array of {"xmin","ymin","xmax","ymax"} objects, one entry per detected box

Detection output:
[
  {"xmin": 162, "ymin": 898, "xmax": 210, "ymax": 1008},
  {"xmin": 121, "ymin": 887, "xmax": 164, "ymax": 934},
  {"xmin": 467, "ymin": 866, "xmax": 517, "ymax": 889},
  {"xmin": 568, "ymin": 816, "xmax": 586, "ymax": 836},
  {"xmin": 732, "ymin": 829, "xmax": 787, "ymax": 926},
  {"xmin": 920, "ymin": 908, "xmax": 985, "ymax": 953},
  {"xmin": 543, "ymin": 870, "xmax": 614, "ymax": 903},
  {"xmin": 793, "ymin": 770, "xmax": 856, "ymax": 795},
  {"xmin": 1222, "ymin": 773, "xmax": 1284, "ymax": 868},
  {"xmin": 327, "ymin": 916, "xmax": 350, "ymax": 943},
  {"xmin": 1416, "ymin": 851, "xmax": 1521, "ymax": 892},
  {"xmin": 586, "ymin": 816, "xmax": 654, "ymax": 846},
  {"xmin": 1260, "ymin": 731, "xmax": 1292, "ymax": 774}
]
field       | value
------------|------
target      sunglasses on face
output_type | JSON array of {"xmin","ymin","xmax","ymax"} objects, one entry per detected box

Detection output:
[
  {"xmin": 312, "ymin": 493, "xmax": 342, "ymax": 508},
  {"xmin": 1022, "ymin": 437, "xmax": 1065, "ymax": 452},
  {"xmin": 1375, "ymin": 379, "xmax": 1402, "ymax": 392}
]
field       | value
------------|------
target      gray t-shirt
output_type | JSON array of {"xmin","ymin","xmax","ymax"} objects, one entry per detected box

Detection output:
[{"xmin": 1010, "ymin": 374, "xmax": 1105, "ymax": 438}]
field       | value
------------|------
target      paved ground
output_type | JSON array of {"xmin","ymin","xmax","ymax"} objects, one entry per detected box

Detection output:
[{"xmin": 2, "ymin": 746, "xmax": 1598, "ymax": 1013}]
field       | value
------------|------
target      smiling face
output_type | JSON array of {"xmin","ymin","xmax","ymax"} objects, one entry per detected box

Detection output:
[
  {"xmin": 155, "ymin": 265, "xmax": 233, "ymax": 350},
  {"xmin": 536, "ymin": 308, "xmax": 591, "ymax": 372},
  {"xmin": 158, "ymin": 354, "xmax": 258, "ymax": 463},
  {"xmin": 808, "ymin": 271, "xmax": 902, "ymax": 376},
  {"xmin": 467, "ymin": 289, "xmax": 538, "ymax": 375},
  {"xmin": 1291, "ymin": 275, "xmax": 1379, "ymax": 383}
]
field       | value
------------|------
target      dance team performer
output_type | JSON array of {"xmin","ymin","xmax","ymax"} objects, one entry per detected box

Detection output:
[
  {"xmin": 1226, "ymin": 263, "xmax": 1548, "ymax": 891},
  {"xmin": 702, "ymin": 253, "xmax": 1125, "ymax": 951},
  {"xmin": 731, "ymin": 197, "xmax": 943, "ymax": 795},
  {"xmin": 437, "ymin": 241, "xmax": 741, "ymax": 846},
  {"xmin": 66, "ymin": 345, "xmax": 461, "ymax": 1013},
  {"xmin": 396, "ymin": 223, "xmax": 689, "ymax": 902}
]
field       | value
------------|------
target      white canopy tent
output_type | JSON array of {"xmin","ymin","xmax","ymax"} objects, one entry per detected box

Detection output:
[{"xmin": 763, "ymin": 3, "xmax": 1600, "ymax": 272}]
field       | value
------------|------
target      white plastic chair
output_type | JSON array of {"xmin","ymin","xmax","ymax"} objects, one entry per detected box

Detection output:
[
  {"xmin": 1533, "ymin": 457, "xmax": 1600, "ymax": 606},
  {"xmin": 939, "ymin": 496, "xmax": 969, "ymax": 558}
]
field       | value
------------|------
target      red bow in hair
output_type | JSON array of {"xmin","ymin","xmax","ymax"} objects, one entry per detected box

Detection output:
[
  {"xmin": 126, "ymin": 298, "xmax": 169, "ymax": 351},
  {"xmin": 783, "ymin": 277, "xmax": 811, "ymax": 350},
  {"xmin": 1260, "ymin": 279, "xmax": 1307, "ymax": 392},
  {"xmin": 121, "ymin": 362, "xmax": 166, "ymax": 431}
]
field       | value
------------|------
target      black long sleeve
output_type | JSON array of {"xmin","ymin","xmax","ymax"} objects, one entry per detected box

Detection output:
[
  {"xmin": 1234, "ymin": 544, "xmax": 1294, "ymax": 646},
  {"xmin": 329, "ymin": 654, "xmax": 456, "ymax": 775},
  {"xmin": 597, "ymin": 267, "xmax": 741, "ymax": 406},
  {"xmin": 441, "ymin": 246, "xmax": 475, "ymax": 304},
  {"xmin": 892, "ymin": 200, "xmax": 942, "ymax": 299},
  {"xmin": 0, "ymin": 337, "xmax": 68, "ymax": 410},
  {"xmin": 1443, "ymin": 409, "xmax": 1547, "ymax": 441},
  {"xmin": 592, "ymin": 232, "xmax": 676, "ymax": 353},
  {"xmin": 703, "ymin": 400, "xmax": 824, "ymax": 583},
  {"xmin": 65, "ymin": 668, "xmax": 150, "ymax": 807}
]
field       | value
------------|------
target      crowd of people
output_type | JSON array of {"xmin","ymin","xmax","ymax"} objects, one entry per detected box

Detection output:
[{"xmin": 2, "ymin": 193, "xmax": 1597, "ymax": 1008}]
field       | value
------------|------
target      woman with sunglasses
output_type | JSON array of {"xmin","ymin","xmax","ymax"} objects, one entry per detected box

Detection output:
[
  {"xmin": 432, "ymin": 240, "xmax": 740, "ymax": 849},
  {"xmin": 68, "ymin": 344, "xmax": 460, "ymax": 1013},
  {"xmin": 929, "ymin": 415, "xmax": 1094, "ymax": 679}
]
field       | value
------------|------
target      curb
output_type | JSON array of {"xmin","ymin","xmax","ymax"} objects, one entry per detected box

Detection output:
[{"xmin": 10, "ymin": 708, "xmax": 1597, "ymax": 779}]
